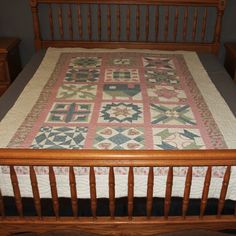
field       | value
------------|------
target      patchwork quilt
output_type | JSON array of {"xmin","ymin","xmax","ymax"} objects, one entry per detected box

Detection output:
[{"xmin": 0, "ymin": 48, "xmax": 236, "ymax": 199}]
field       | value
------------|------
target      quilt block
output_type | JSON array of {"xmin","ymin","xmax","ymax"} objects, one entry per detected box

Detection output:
[
  {"xmin": 1, "ymin": 48, "xmax": 236, "ymax": 199},
  {"xmin": 7, "ymin": 52, "xmax": 227, "ymax": 151}
]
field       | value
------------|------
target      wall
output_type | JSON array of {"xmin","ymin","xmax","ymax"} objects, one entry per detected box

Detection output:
[
  {"xmin": 0, "ymin": 0, "xmax": 236, "ymax": 66},
  {"xmin": 0, "ymin": 0, "xmax": 34, "ymax": 65}
]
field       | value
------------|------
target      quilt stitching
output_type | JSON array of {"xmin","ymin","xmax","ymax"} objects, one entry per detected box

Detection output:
[
  {"xmin": 31, "ymin": 126, "xmax": 88, "ymax": 149},
  {"xmin": 7, "ymin": 52, "xmax": 227, "ymax": 159},
  {"xmin": 93, "ymin": 127, "xmax": 144, "ymax": 150}
]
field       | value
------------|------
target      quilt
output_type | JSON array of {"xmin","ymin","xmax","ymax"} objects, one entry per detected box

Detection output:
[{"xmin": 0, "ymin": 48, "xmax": 236, "ymax": 199}]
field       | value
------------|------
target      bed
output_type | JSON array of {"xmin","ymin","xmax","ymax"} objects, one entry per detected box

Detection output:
[{"xmin": 0, "ymin": 0, "xmax": 236, "ymax": 235}]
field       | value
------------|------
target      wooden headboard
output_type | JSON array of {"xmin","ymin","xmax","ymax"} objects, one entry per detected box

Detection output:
[{"xmin": 29, "ymin": 0, "xmax": 226, "ymax": 54}]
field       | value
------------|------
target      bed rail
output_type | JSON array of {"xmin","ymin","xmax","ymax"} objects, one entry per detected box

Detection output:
[
  {"xmin": 0, "ymin": 149, "xmax": 236, "ymax": 235},
  {"xmin": 29, "ymin": 0, "xmax": 226, "ymax": 54}
]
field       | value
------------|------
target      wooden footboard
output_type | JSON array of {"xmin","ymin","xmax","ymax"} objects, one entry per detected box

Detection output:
[
  {"xmin": 0, "ymin": 149, "xmax": 236, "ymax": 235},
  {"xmin": 1, "ymin": 1, "xmax": 234, "ymax": 235}
]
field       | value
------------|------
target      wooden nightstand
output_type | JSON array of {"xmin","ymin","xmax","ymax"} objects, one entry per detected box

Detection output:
[
  {"xmin": 0, "ymin": 38, "xmax": 21, "ymax": 96},
  {"xmin": 224, "ymin": 43, "xmax": 236, "ymax": 81}
]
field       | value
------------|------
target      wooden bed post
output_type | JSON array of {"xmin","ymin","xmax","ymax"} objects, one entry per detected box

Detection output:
[
  {"xmin": 213, "ymin": 0, "xmax": 226, "ymax": 55},
  {"xmin": 30, "ymin": 0, "xmax": 42, "ymax": 51}
]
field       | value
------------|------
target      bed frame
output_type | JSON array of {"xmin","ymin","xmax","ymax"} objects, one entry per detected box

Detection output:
[{"xmin": 1, "ymin": 0, "xmax": 236, "ymax": 235}]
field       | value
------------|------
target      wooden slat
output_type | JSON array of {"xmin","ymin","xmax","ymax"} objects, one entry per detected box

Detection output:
[
  {"xmin": 183, "ymin": 6, "xmax": 188, "ymax": 41},
  {"xmin": 0, "ymin": 188, "xmax": 5, "ymax": 218},
  {"xmin": 87, "ymin": 4, "xmax": 92, "ymax": 41},
  {"xmin": 109, "ymin": 167, "xmax": 115, "ymax": 218},
  {"xmin": 10, "ymin": 166, "xmax": 23, "ymax": 217},
  {"xmin": 69, "ymin": 166, "xmax": 78, "ymax": 218},
  {"xmin": 214, "ymin": 5, "xmax": 225, "ymax": 44},
  {"xmin": 126, "ymin": 6, "xmax": 131, "ymax": 41},
  {"xmin": 68, "ymin": 5, "xmax": 73, "ymax": 39},
  {"xmin": 77, "ymin": 5, "xmax": 83, "ymax": 39},
  {"xmin": 155, "ymin": 5, "xmax": 159, "ymax": 41},
  {"xmin": 146, "ymin": 167, "xmax": 154, "ymax": 218},
  {"xmin": 182, "ymin": 166, "xmax": 192, "ymax": 218},
  {"xmin": 90, "ymin": 167, "xmax": 97, "ymax": 218},
  {"xmin": 58, "ymin": 4, "xmax": 64, "ymax": 39},
  {"xmin": 128, "ymin": 167, "xmax": 134, "ymax": 220},
  {"xmin": 164, "ymin": 6, "xmax": 170, "ymax": 41},
  {"xmin": 107, "ymin": 5, "xmax": 111, "ymax": 41},
  {"xmin": 217, "ymin": 166, "xmax": 231, "ymax": 218},
  {"xmin": 29, "ymin": 166, "xmax": 42, "ymax": 218},
  {"xmin": 174, "ymin": 7, "xmax": 179, "ymax": 42},
  {"xmin": 116, "ymin": 5, "xmax": 120, "ymax": 41},
  {"xmin": 192, "ymin": 7, "xmax": 198, "ymax": 41},
  {"xmin": 200, "ymin": 166, "xmax": 212, "ymax": 219},
  {"xmin": 49, "ymin": 166, "xmax": 59, "ymax": 218},
  {"xmin": 48, "ymin": 4, "xmax": 54, "ymax": 40},
  {"xmin": 201, "ymin": 8, "xmax": 208, "ymax": 42},
  {"xmin": 136, "ymin": 5, "xmax": 140, "ymax": 41},
  {"xmin": 98, "ymin": 4, "xmax": 101, "ymax": 41},
  {"xmin": 30, "ymin": 0, "xmax": 42, "ymax": 50},
  {"xmin": 164, "ymin": 166, "xmax": 173, "ymax": 219},
  {"xmin": 146, "ymin": 5, "xmax": 149, "ymax": 41}
]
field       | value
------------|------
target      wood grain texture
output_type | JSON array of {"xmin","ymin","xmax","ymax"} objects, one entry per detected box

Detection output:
[
  {"xmin": 1, "ymin": 216, "xmax": 236, "ymax": 236},
  {"xmin": 1, "ymin": 1, "xmax": 233, "ymax": 235},
  {"xmin": 116, "ymin": 5, "xmax": 120, "ymax": 41},
  {"xmin": 201, "ymin": 8, "xmax": 208, "ymax": 42},
  {"xmin": 183, "ymin": 6, "xmax": 188, "ymax": 41},
  {"xmin": 10, "ymin": 166, "xmax": 23, "ymax": 218},
  {"xmin": 58, "ymin": 4, "xmax": 64, "ymax": 39},
  {"xmin": 68, "ymin": 5, "xmax": 73, "ymax": 39},
  {"xmin": 98, "ymin": 4, "xmax": 101, "ymax": 41},
  {"xmin": 90, "ymin": 167, "xmax": 97, "ymax": 219},
  {"xmin": 174, "ymin": 7, "xmax": 179, "ymax": 42},
  {"xmin": 77, "ymin": 5, "xmax": 83, "ymax": 39},
  {"xmin": 30, "ymin": 166, "xmax": 42, "ymax": 218},
  {"xmin": 33, "ymin": 0, "xmax": 225, "ymax": 6},
  {"xmin": 109, "ymin": 167, "xmax": 115, "ymax": 218},
  {"xmin": 217, "ymin": 166, "xmax": 231, "ymax": 218},
  {"xmin": 69, "ymin": 166, "xmax": 78, "ymax": 218},
  {"xmin": 146, "ymin": 167, "xmax": 154, "ymax": 218},
  {"xmin": 49, "ymin": 166, "xmax": 59, "ymax": 218},
  {"xmin": 1, "ymin": 148, "xmax": 236, "ymax": 235},
  {"xmin": 164, "ymin": 6, "xmax": 170, "ymax": 41},
  {"xmin": 192, "ymin": 7, "xmax": 198, "ymax": 41},
  {"xmin": 30, "ymin": 0, "xmax": 41, "ymax": 50},
  {"xmin": 107, "ymin": 5, "xmax": 111, "ymax": 41},
  {"xmin": 29, "ymin": 0, "xmax": 226, "ymax": 54},
  {"xmin": 182, "ymin": 166, "xmax": 192, "ymax": 218},
  {"xmin": 200, "ymin": 166, "xmax": 212, "ymax": 219},
  {"xmin": 48, "ymin": 4, "xmax": 54, "ymax": 40},
  {"xmin": 87, "ymin": 4, "xmax": 92, "ymax": 41},
  {"xmin": 164, "ymin": 167, "xmax": 173, "ymax": 219},
  {"xmin": 128, "ymin": 167, "xmax": 134, "ymax": 220},
  {"xmin": 126, "ymin": 6, "xmax": 131, "ymax": 41},
  {"xmin": 136, "ymin": 5, "xmax": 140, "ymax": 41},
  {"xmin": 1, "ymin": 149, "xmax": 236, "ymax": 166}
]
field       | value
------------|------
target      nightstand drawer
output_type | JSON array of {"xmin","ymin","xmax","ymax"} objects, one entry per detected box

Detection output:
[{"xmin": 0, "ymin": 38, "xmax": 21, "ymax": 95}]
